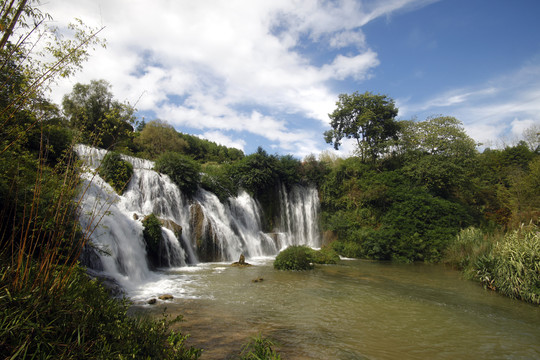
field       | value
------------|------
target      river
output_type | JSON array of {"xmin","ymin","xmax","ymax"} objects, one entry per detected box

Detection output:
[{"xmin": 135, "ymin": 258, "xmax": 540, "ymax": 359}]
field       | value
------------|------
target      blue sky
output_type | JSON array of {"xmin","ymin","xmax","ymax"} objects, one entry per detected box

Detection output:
[{"xmin": 45, "ymin": 0, "xmax": 540, "ymax": 158}]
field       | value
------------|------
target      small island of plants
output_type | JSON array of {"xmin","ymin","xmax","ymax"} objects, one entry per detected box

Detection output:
[{"xmin": 274, "ymin": 245, "xmax": 340, "ymax": 270}]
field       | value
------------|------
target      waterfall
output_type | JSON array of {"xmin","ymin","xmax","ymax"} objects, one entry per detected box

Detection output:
[
  {"xmin": 76, "ymin": 145, "xmax": 321, "ymax": 290},
  {"xmin": 78, "ymin": 172, "xmax": 152, "ymax": 290},
  {"xmin": 277, "ymin": 184, "xmax": 321, "ymax": 250}
]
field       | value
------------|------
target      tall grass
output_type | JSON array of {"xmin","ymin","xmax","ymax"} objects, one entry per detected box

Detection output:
[
  {"xmin": 491, "ymin": 224, "xmax": 540, "ymax": 304},
  {"xmin": 445, "ymin": 224, "xmax": 540, "ymax": 304}
]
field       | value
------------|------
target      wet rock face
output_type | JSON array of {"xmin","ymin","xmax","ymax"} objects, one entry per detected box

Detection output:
[
  {"xmin": 189, "ymin": 203, "xmax": 221, "ymax": 262},
  {"xmin": 160, "ymin": 219, "xmax": 182, "ymax": 238}
]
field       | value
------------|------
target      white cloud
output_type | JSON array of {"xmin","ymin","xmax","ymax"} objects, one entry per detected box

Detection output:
[
  {"xmin": 200, "ymin": 131, "xmax": 246, "ymax": 151},
  {"xmin": 40, "ymin": 0, "xmax": 438, "ymax": 156},
  {"xmin": 510, "ymin": 118, "xmax": 536, "ymax": 137},
  {"xmin": 329, "ymin": 30, "xmax": 366, "ymax": 49},
  {"xmin": 322, "ymin": 51, "xmax": 379, "ymax": 80}
]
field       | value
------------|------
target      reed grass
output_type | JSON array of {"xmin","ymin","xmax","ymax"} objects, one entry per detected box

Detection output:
[{"xmin": 445, "ymin": 224, "xmax": 540, "ymax": 304}]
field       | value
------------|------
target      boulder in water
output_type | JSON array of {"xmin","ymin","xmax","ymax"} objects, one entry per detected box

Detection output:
[
  {"xmin": 158, "ymin": 294, "xmax": 174, "ymax": 300},
  {"xmin": 252, "ymin": 277, "xmax": 264, "ymax": 283},
  {"xmin": 148, "ymin": 298, "xmax": 157, "ymax": 305}
]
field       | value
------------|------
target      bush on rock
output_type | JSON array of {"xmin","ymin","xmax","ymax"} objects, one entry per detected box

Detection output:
[
  {"xmin": 142, "ymin": 214, "xmax": 164, "ymax": 267},
  {"xmin": 98, "ymin": 152, "xmax": 133, "ymax": 194},
  {"xmin": 274, "ymin": 245, "xmax": 314, "ymax": 270}
]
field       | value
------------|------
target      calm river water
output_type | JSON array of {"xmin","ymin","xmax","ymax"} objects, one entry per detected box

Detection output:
[{"xmin": 136, "ymin": 259, "xmax": 540, "ymax": 359}]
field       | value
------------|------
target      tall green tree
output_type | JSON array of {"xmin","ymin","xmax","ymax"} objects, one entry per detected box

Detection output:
[
  {"xmin": 324, "ymin": 91, "xmax": 399, "ymax": 162},
  {"xmin": 62, "ymin": 80, "xmax": 135, "ymax": 148}
]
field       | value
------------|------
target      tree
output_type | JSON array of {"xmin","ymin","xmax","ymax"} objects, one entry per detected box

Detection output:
[
  {"xmin": 398, "ymin": 116, "xmax": 478, "ymax": 198},
  {"xmin": 324, "ymin": 91, "xmax": 399, "ymax": 162},
  {"xmin": 62, "ymin": 80, "xmax": 135, "ymax": 148},
  {"xmin": 230, "ymin": 147, "xmax": 280, "ymax": 196},
  {"xmin": 522, "ymin": 124, "xmax": 540, "ymax": 153},
  {"xmin": 134, "ymin": 119, "xmax": 188, "ymax": 159}
]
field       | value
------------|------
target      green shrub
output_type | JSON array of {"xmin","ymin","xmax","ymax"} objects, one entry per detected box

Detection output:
[
  {"xmin": 0, "ymin": 264, "xmax": 201, "ymax": 359},
  {"xmin": 331, "ymin": 241, "xmax": 363, "ymax": 258},
  {"xmin": 381, "ymin": 187, "xmax": 471, "ymax": 262},
  {"xmin": 155, "ymin": 152, "xmax": 201, "ymax": 198},
  {"xmin": 444, "ymin": 227, "xmax": 491, "ymax": 269},
  {"xmin": 309, "ymin": 246, "xmax": 340, "ymax": 264},
  {"xmin": 239, "ymin": 334, "xmax": 281, "ymax": 360},
  {"xmin": 98, "ymin": 151, "xmax": 133, "ymax": 194},
  {"xmin": 142, "ymin": 213, "xmax": 164, "ymax": 267},
  {"xmin": 274, "ymin": 245, "xmax": 314, "ymax": 270},
  {"xmin": 200, "ymin": 163, "xmax": 238, "ymax": 202}
]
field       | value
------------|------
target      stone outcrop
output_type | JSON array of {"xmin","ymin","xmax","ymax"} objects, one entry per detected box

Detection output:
[
  {"xmin": 160, "ymin": 219, "xmax": 182, "ymax": 239},
  {"xmin": 231, "ymin": 254, "xmax": 252, "ymax": 267},
  {"xmin": 190, "ymin": 203, "xmax": 221, "ymax": 262}
]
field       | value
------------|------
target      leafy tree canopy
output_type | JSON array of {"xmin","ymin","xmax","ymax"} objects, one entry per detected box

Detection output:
[
  {"xmin": 398, "ymin": 116, "xmax": 478, "ymax": 198},
  {"xmin": 62, "ymin": 80, "xmax": 135, "ymax": 148},
  {"xmin": 324, "ymin": 91, "xmax": 399, "ymax": 162}
]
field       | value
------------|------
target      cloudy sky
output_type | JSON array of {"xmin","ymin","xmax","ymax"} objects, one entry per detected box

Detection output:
[{"xmin": 42, "ymin": 0, "xmax": 540, "ymax": 157}]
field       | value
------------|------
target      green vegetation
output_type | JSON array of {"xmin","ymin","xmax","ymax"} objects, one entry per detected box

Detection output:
[
  {"xmin": 98, "ymin": 151, "xmax": 133, "ymax": 193},
  {"xmin": 0, "ymin": 264, "xmax": 201, "ymax": 359},
  {"xmin": 324, "ymin": 91, "xmax": 399, "ymax": 162},
  {"xmin": 63, "ymin": 80, "xmax": 135, "ymax": 149},
  {"xmin": 142, "ymin": 214, "xmax": 164, "ymax": 267},
  {"xmin": 134, "ymin": 119, "xmax": 189, "ymax": 159},
  {"xmin": 309, "ymin": 246, "xmax": 340, "ymax": 264},
  {"xmin": 155, "ymin": 152, "xmax": 202, "ymax": 198},
  {"xmin": 274, "ymin": 246, "xmax": 314, "ymax": 270},
  {"xmin": 239, "ymin": 335, "xmax": 282, "ymax": 360},
  {"xmin": 274, "ymin": 246, "xmax": 340, "ymax": 270},
  {"xmin": 444, "ymin": 225, "xmax": 540, "ymax": 305}
]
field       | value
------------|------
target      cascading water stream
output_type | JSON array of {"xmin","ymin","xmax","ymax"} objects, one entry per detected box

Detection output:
[{"xmin": 76, "ymin": 145, "xmax": 322, "ymax": 297}]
